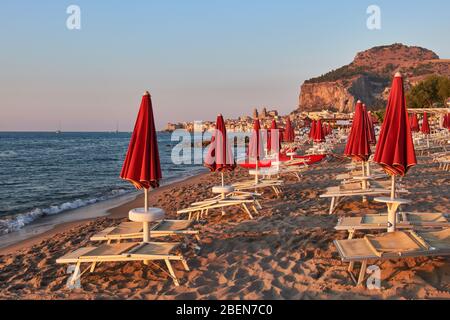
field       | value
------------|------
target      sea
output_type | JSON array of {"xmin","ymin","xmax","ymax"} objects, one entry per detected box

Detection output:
[{"xmin": 0, "ymin": 131, "xmax": 211, "ymax": 247}]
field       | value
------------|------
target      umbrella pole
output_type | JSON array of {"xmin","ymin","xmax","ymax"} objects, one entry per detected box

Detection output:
[
  {"xmin": 387, "ymin": 175, "xmax": 396, "ymax": 233},
  {"xmin": 221, "ymin": 172, "xmax": 226, "ymax": 200},
  {"xmin": 144, "ymin": 188, "xmax": 149, "ymax": 212},
  {"xmin": 390, "ymin": 175, "xmax": 396, "ymax": 199},
  {"xmin": 361, "ymin": 162, "xmax": 367, "ymax": 190},
  {"xmin": 144, "ymin": 188, "xmax": 149, "ymax": 242},
  {"xmin": 255, "ymin": 159, "xmax": 259, "ymax": 185}
]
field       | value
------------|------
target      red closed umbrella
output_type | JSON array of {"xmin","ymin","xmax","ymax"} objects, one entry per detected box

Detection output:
[
  {"xmin": 344, "ymin": 101, "xmax": 371, "ymax": 162},
  {"xmin": 374, "ymin": 74, "xmax": 416, "ymax": 177},
  {"xmin": 421, "ymin": 112, "xmax": 431, "ymax": 135},
  {"xmin": 121, "ymin": 91, "xmax": 162, "ymax": 191},
  {"xmin": 248, "ymin": 118, "xmax": 264, "ymax": 161},
  {"xmin": 363, "ymin": 105, "xmax": 376, "ymax": 145},
  {"xmin": 410, "ymin": 114, "xmax": 419, "ymax": 132},
  {"xmin": 120, "ymin": 91, "xmax": 162, "ymax": 231},
  {"xmin": 268, "ymin": 119, "xmax": 281, "ymax": 155},
  {"xmin": 444, "ymin": 113, "xmax": 450, "ymax": 129},
  {"xmin": 205, "ymin": 114, "xmax": 236, "ymax": 186},
  {"xmin": 314, "ymin": 119, "xmax": 325, "ymax": 143},
  {"xmin": 309, "ymin": 120, "xmax": 316, "ymax": 140},
  {"xmin": 283, "ymin": 118, "xmax": 295, "ymax": 143},
  {"xmin": 374, "ymin": 73, "xmax": 417, "ymax": 232},
  {"xmin": 367, "ymin": 111, "xmax": 377, "ymax": 145},
  {"xmin": 248, "ymin": 118, "xmax": 264, "ymax": 184}
]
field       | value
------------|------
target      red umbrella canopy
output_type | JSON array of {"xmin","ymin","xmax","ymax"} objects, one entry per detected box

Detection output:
[
  {"xmin": 410, "ymin": 114, "xmax": 419, "ymax": 132},
  {"xmin": 374, "ymin": 73, "xmax": 417, "ymax": 176},
  {"xmin": 120, "ymin": 92, "xmax": 162, "ymax": 189},
  {"xmin": 204, "ymin": 114, "xmax": 236, "ymax": 172},
  {"xmin": 248, "ymin": 118, "xmax": 264, "ymax": 160},
  {"xmin": 314, "ymin": 119, "xmax": 325, "ymax": 142},
  {"xmin": 344, "ymin": 101, "xmax": 371, "ymax": 162},
  {"xmin": 309, "ymin": 120, "xmax": 316, "ymax": 139},
  {"xmin": 268, "ymin": 119, "xmax": 281, "ymax": 154},
  {"xmin": 283, "ymin": 117, "xmax": 295, "ymax": 142},
  {"xmin": 421, "ymin": 112, "xmax": 431, "ymax": 135},
  {"xmin": 444, "ymin": 113, "xmax": 450, "ymax": 129},
  {"xmin": 303, "ymin": 117, "xmax": 312, "ymax": 127},
  {"xmin": 364, "ymin": 106, "xmax": 376, "ymax": 145}
]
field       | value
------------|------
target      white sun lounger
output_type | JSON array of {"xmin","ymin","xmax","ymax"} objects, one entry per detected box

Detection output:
[
  {"xmin": 335, "ymin": 212, "xmax": 450, "ymax": 239},
  {"xmin": 233, "ymin": 179, "xmax": 284, "ymax": 196},
  {"xmin": 191, "ymin": 190, "xmax": 262, "ymax": 207},
  {"xmin": 90, "ymin": 220, "xmax": 200, "ymax": 243},
  {"xmin": 56, "ymin": 242, "xmax": 189, "ymax": 286},
  {"xmin": 334, "ymin": 229, "xmax": 450, "ymax": 286},
  {"xmin": 177, "ymin": 196, "xmax": 261, "ymax": 221},
  {"xmin": 320, "ymin": 186, "xmax": 408, "ymax": 215}
]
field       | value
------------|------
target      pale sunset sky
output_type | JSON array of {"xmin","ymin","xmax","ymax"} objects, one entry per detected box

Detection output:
[{"xmin": 1, "ymin": 0, "xmax": 450, "ymax": 131}]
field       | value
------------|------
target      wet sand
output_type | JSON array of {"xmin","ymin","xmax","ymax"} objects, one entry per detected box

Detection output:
[{"xmin": 0, "ymin": 150, "xmax": 448, "ymax": 300}]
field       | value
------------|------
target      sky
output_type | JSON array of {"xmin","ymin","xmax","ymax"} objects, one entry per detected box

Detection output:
[{"xmin": 1, "ymin": 0, "xmax": 450, "ymax": 131}]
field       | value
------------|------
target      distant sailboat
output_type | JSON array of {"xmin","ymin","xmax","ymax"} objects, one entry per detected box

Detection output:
[
  {"xmin": 115, "ymin": 121, "xmax": 119, "ymax": 134},
  {"xmin": 56, "ymin": 121, "xmax": 62, "ymax": 134}
]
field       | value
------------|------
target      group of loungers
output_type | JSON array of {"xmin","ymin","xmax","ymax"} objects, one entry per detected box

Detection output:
[
  {"xmin": 330, "ymin": 162, "xmax": 450, "ymax": 287},
  {"xmin": 57, "ymin": 219, "xmax": 200, "ymax": 286},
  {"xmin": 320, "ymin": 162, "xmax": 408, "ymax": 215},
  {"xmin": 56, "ymin": 160, "xmax": 303, "ymax": 287},
  {"xmin": 56, "ymin": 140, "xmax": 449, "ymax": 290}
]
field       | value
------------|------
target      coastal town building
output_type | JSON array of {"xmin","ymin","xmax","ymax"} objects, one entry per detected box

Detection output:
[{"xmin": 164, "ymin": 106, "xmax": 356, "ymax": 133}]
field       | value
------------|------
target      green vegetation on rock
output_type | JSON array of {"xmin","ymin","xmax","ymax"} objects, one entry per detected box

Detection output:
[{"xmin": 407, "ymin": 75, "xmax": 450, "ymax": 108}]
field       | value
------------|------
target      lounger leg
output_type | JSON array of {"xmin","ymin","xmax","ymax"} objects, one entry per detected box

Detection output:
[
  {"xmin": 188, "ymin": 213, "xmax": 192, "ymax": 221},
  {"xmin": 348, "ymin": 262, "xmax": 354, "ymax": 273},
  {"xmin": 357, "ymin": 260, "xmax": 368, "ymax": 286},
  {"xmin": 69, "ymin": 262, "xmax": 81, "ymax": 286},
  {"xmin": 242, "ymin": 203, "xmax": 254, "ymax": 220},
  {"xmin": 348, "ymin": 230, "xmax": 355, "ymax": 240},
  {"xmin": 180, "ymin": 258, "xmax": 190, "ymax": 271},
  {"xmin": 90, "ymin": 262, "xmax": 97, "ymax": 273},
  {"xmin": 329, "ymin": 197, "xmax": 336, "ymax": 215},
  {"xmin": 256, "ymin": 200, "xmax": 262, "ymax": 210},
  {"xmin": 271, "ymin": 186, "xmax": 277, "ymax": 195},
  {"xmin": 164, "ymin": 259, "xmax": 180, "ymax": 286}
]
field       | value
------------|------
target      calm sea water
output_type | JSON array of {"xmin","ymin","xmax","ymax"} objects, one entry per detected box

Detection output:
[{"xmin": 0, "ymin": 132, "xmax": 206, "ymax": 236}]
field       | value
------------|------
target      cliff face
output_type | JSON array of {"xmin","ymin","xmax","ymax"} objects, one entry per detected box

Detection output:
[
  {"xmin": 298, "ymin": 43, "xmax": 450, "ymax": 112},
  {"xmin": 300, "ymin": 82, "xmax": 355, "ymax": 113}
]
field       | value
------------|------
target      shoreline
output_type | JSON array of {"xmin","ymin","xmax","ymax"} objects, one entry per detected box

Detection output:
[{"xmin": 0, "ymin": 171, "xmax": 208, "ymax": 255}]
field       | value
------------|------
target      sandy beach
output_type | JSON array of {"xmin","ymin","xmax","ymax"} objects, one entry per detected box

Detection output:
[{"xmin": 0, "ymin": 146, "xmax": 448, "ymax": 300}]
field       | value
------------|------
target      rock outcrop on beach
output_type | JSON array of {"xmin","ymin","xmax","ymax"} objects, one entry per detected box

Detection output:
[{"xmin": 298, "ymin": 43, "xmax": 450, "ymax": 112}]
